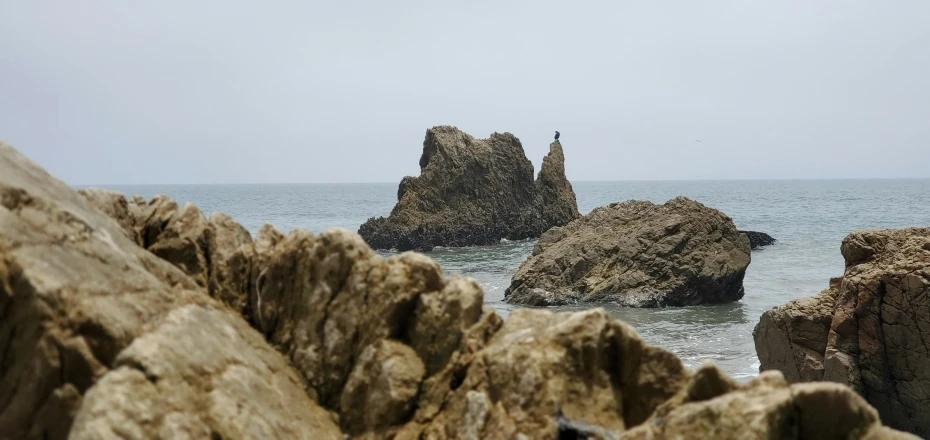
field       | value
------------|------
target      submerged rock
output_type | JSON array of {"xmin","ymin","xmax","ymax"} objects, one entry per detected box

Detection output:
[
  {"xmin": 753, "ymin": 227, "xmax": 930, "ymax": 436},
  {"xmin": 740, "ymin": 230, "xmax": 776, "ymax": 249},
  {"xmin": 1, "ymin": 141, "xmax": 912, "ymax": 439},
  {"xmin": 358, "ymin": 126, "xmax": 580, "ymax": 251},
  {"xmin": 505, "ymin": 197, "xmax": 752, "ymax": 307}
]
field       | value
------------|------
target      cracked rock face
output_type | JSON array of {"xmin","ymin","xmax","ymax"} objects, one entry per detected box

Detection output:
[
  {"xmin": 0, "ymin": 142, "xmax": 341, "ymax": 439},
  {"xmin": 505, "ymin": 197, "xmax": 752, "ymax": 307},
  {"xmin": 754, "ymin": 228, "xmax": 930, "ymax": 436},
  {"xmin": 1, "ymin": 140, "xmax": 914, "ymax": 439},
  {"xmin": 358, "ymin": 126, "xmax": 580, "ymax": 251}
]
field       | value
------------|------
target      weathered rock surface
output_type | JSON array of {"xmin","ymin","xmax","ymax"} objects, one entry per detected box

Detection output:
[
  {"xmin": 1, "ymin": 140, "xmax": 911, "ymax": 439},
  {"xmin": 740, "ymin": 230, "xmax": 776, "ymax": 249},
  {"xmin": 0, "ymin": 142, "xmax": 341, "ymax": 439},
  {"xmin": 69, "ymin": 305, "xmax": 340, "ymax": 439},
  {"xmin": 78, "ymin": 190, "xmax": 255, "ymax": 316},
  {"xmin": 505, "ymin": 197, "xmax": 752, "ymax": 307},
  {"xmin": 754, "ymin": 228, "xmax": 930, "ymax": 436},
  {"xmin": 358, "ymin": 126, "xmax": 580, "ymax": 251},
  {"xmin": 624, "ymin": 364, "xmax": 918, "ymax": 439}
]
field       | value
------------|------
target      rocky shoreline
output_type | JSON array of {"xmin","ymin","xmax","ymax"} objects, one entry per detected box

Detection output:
[{"xmin": 1, "ymin": 140, "xmax": 921, "ymax": 438}]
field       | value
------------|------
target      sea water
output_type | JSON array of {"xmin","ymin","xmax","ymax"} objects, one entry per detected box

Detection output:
[{"xmin": 91, "ymin": 179, "xmax": 930, "ymax": 379}]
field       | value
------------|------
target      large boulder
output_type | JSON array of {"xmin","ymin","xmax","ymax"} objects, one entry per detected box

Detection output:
[
  {"xmin": 505, "ymin": 197, "xmax": 752, "ymax": 307},
  {"xmin": 358, "ymin": 126, "xmax": 580, "ymax": 251},
  {"xmin": 753, "ymin": 228, "xmax": 930, "ymax": 436},
  {"xmin": 0, "ymin": 142, "xmax": 341, "ymax": 439},
  {"xmin": 2, "ymin": 140, "xmax": 912, "ymax": 439}
]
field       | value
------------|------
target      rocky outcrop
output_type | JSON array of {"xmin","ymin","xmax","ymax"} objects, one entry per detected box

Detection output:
[
  {"xmin": 505, "ymin": 197, "xmax": 752, "ymax": 307},
  {"xmin": 358, "ymin": 126, "xmax": 580, "ymax": 251},
  {"xmin": 740, "ymin": 230, "xmax": 776, "ymax": 249},
  {"xmin": 78, "ymin": 189, "xmax": 255, "ymax": 317},
  {"xmin": 1, "ymin": 140, "xmax": 912, "ymax": 439},
  {"xmin": 753, "ymin": 228, "xmax": 930, "ymax": 436},
  {"xmin": 0, "ymin": 142, "xmax": 341, "ymax": 439},
  {"xmin": 624, "ymin": 364, "xmax": 917, "ymax": 439}
]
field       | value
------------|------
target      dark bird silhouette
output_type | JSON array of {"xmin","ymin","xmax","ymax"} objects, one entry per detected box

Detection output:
[{"xmin": 554, "ymin": 131, "xmax": 560, "ymax": 141}]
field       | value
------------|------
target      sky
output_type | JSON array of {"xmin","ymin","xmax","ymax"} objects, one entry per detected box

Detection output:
[{"xmin": 1, "ymin": 1, "xmax": 929, "ymax": 184}]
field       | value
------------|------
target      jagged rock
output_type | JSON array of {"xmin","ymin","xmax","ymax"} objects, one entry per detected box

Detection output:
[
  {"xmin": 358, "ymin": 126, "xmax": 580, "ymax": 251},
  {"xmin": 740, "ymin": 230, "xmax": 776, "ymax": 249},
  {"xmin": 754, "ymin": 228, "xmax": 930, "ymax": 436},
  {"xmin": 76, "ymin": 188, "xmax": 141, "ymax": 244},
  {"xmin": 505, "ymin": 197, "xmax": 752, "ymax": 307},
  {"xmin": 753, "ymin": 278, "xmax": 840, "ymax": 383},
  {"xmin": 69, "ymin": 305, "xmax": 341, "ymax": 440},
  {"xmin": 77, "ymin": 191, "xmax": 256, "ymax": 314},
  {"xmin": 623, "ymin": 364, "xmax": 918, "ymax": 439},
  {"xmin": 4, "ymin": 140, "xmax": 913, "ymax": 439},
  {"xmin": 0, "ymin": 141, "xmax": 341, "ymax": 439}
]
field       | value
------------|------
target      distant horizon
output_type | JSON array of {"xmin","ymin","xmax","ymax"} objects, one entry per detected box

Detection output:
[
  {"xmin": 4, "ymin": 2, "xmax": 929, "ymax": 185},
  {"xmin": 73, "ymin": 176, "xmax": 930, "ymax": 187}
]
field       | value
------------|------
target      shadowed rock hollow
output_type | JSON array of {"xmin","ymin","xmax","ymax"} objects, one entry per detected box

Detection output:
[
  {"xmin": 506, "ymin": 197, "xmax": 752, "ymax": 307},
  {"xmin": 358, "ymin": 126, "xmax": 580, "ymax": 251},
  {"xmin": 754, "ymin": 227, "xmax": 930, "ymax": 437},
  {"xmin": 0, "ymin": 141, "xmax": 914, "ymax": 439}
]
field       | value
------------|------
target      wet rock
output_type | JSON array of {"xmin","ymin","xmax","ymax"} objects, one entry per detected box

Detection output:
[
  {"xmin": 754, "ymin": 228, "xmax": 930, "ymax": 436},
  {"xmin": 505, "ymin": 197, "xmax": 752, "ymax": 307},
  {"xmin": 0, "ymin": 141, "xmax": 341, "ymax": 439},
  {"xmin": 358, "ymin": 126, "xmax": 579, "ymax": 251},
  {"xmin": 740, "ymin": 230, "xmax": 776, "ymax": 249}
]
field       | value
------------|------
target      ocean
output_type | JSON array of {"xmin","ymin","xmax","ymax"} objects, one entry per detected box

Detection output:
[{"xmin": 89, "ymin": 180, "xmax": 930, "ymax": 379}]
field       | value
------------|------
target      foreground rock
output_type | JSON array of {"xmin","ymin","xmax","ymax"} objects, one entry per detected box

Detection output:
[
  {"xmin": 754, "ymin": 228, "xmax": 930, "ymax": 436},
  {"xmin": 506, "ymin": 197, "xmax": 752, "ymax": 307},
  {"xmin": 740, "ymin": 230, "xmax": 776, "ymax": 249},
  {"xmin": 1, "ymin": 141, "xmax": 912, "ymax": 439},
  {"xmin": 358, "ymin": 126, "xmax": 579, "ymax": 251},
  {"xmin": 0, "ymin": 142, "xmax": 341, "ymax": 439}
]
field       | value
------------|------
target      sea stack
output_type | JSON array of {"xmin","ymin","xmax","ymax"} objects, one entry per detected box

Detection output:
[
  {"xmin": 358, "ymin": 126, "xmax": 580, "ymax": 251},
  {"xmin": 505, "ymin": 197, "xmax": 752, "ymax": 307}
]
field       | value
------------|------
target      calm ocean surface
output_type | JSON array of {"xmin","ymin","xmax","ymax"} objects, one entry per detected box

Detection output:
[{"xmin": 90, "ymin": 180, "xmax": 930, "ymax": 379}]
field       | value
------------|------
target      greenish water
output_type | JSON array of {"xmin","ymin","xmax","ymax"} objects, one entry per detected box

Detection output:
[{"xmin": 91, "ymin": 179, "xmax": 930, "ymax": 379}]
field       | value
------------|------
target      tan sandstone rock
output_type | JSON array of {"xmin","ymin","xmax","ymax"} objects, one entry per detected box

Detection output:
[
  {"xmin": 78, "ymin": 191, "xmax": 256, "ymax": 315},
  {"xmin": 0, "ymin": 141, "xmax": 341, "ymax": 439},
  {"xmin": 3, "ymin": 140, "xmax": 912, "ymax": 439},
  {"xmin": 754, "ymin": 228, "xmax": 930, "ymax": 436},
  {"xmin": 358, "ymin": 126, "xmax": 579, "ymax": 251},
  {"xmin": 623, "ymin": 365, "xmax": 918, "ymax": 439},
  {"xmin": 506, "ymin": 196, "xmax": 752, "ymax": 307}
]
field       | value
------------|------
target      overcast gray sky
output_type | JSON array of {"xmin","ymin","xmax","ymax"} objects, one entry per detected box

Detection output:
[{"xmin": 1, "ymin": 1, "xmax": 928, "ymax": 184}]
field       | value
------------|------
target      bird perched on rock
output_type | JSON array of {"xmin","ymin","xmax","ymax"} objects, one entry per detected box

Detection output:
[{"xmin": 554, "ymin": 131, "xmax": 560, "ymax": 141}]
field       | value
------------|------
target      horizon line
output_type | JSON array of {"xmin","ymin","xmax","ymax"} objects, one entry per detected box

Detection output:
[{"xmin": 72, "ymin": 176, "xmax": 930, "ymax": 187}]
